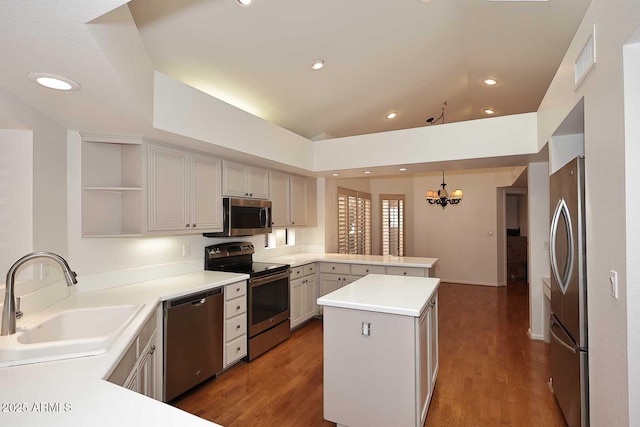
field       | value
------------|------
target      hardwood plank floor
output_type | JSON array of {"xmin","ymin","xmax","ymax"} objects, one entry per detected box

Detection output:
[{"xmin": 173, "ymin": 282, "xmax": 566, "ymax": 426}]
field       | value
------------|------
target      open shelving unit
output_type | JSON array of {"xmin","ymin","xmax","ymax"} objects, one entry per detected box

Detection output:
[{"xmin": 81, "ymin": 135, "xmax": 144, "ymax": 237}]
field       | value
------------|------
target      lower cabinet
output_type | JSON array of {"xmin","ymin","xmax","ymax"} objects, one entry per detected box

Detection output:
[
  {"xmin": 107, "ymin": 304, "xmax": 161, "ymax": 401},
  {"xmin": 223, "ymin": 281, "xmax": 247, "ymax": 368},
  {"xmin": 290, "ymin": 263, "xmax": 318, "ymax": 328},
  {"xmin": 323, "ymin": 291, "xmax": 439, "ymax": 427}
]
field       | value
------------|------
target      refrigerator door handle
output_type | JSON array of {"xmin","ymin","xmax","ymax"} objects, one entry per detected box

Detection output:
[
  {"xmin": 550, "ymin": 319, "xmax": 577, "ymax": 354},
  {"xmin": 549, "ymin": 198, "xmax": 574, "ymax": 295}
]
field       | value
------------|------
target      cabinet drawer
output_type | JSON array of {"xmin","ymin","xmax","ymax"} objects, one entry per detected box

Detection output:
[
  {"xmin": 351, "ymin": 264, "xmax": 386, "ymax": 276},
  {"xmin": 319, "ymin": 262, "xmax": 350, "ymax": 275},
  {"xmin": 291, "ymin": 266, "xmax": 304, "ymax": 279},
  {"xmin": 225, "ymin": 335, "xmax": 247, "ymax": 366},
  {"xmin": 386, "ymin": 266, "xmax": 426, "ymax": 277},
  {"xmin": 225, "ymin": 281, "xmax": 246, "ymax": 301},
  {"xmin": 225, "ymin": 314, "xmax": 247, "ymax": 341},
  {"xmin": 303, "ymin": 263, "xmax": 316, "ymax": 276},
  {"xmin": 225, "ymin": 295, "xmax": 247, "ymax": 319}
]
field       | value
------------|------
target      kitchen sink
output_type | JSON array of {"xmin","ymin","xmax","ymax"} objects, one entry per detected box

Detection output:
[{"xmin": 0, "ymin": 304, "xmax": 144, "ymax": 367}]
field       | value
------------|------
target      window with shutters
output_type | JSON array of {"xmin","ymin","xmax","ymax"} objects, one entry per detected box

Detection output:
[
  {"xmin": 381, "ymin": 194, "xmax": 404, "ymax": 256},
  {"xmin": 337, "ymin": 187, "xmax": 371, "ymax": 255}
]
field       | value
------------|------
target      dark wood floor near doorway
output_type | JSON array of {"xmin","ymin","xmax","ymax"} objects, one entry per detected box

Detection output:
[{"xmin": 173, "ymin": 282, "xmax": 566, "ymax": 427}]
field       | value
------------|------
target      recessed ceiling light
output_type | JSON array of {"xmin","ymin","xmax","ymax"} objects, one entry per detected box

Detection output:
[
  {"xmin": 364, "ymin": 171, "xmax": 372, "ymax": 174},
  {"xmin": 483, "ymin": 78, "xmax": 498, "ymax": 86},
  {"xmin": 237, "ymin": 0, "xmax": 254, "ymax": 6},
  {"xmin": 399, "ymin": 168, "xmax": 407, "ymax": 171},
  {"xmin": 311, "ymin": 60, "xmax": 325, "ymax": 70},
  {"xmin": 484, "ymin": 108, "xmax": 496, "ymax": 115},
  {"xmin": 386, "ymin": 112, "xmax": 398, "ymax": 119},
  {"xmin": 331, "ymin": 173, "xmax": 339, "ymax": 177},
  {"xmin": 418, "ymin": 0, "xmax": 430, "ymax": 3},
  {"xmin": 26, "ymin": 72, "xmax": 81, "ymax": 91}
]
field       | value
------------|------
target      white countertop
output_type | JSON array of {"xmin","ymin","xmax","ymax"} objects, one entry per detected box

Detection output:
[
  {"xmin": 317, "ymin": 274, "xmax": 440, "ymax": 317},
  {"xmin": 260, "ymin": 252, "xmax": 438, "ymax": 269},
  {"xmin": 0, "ymin": 270, "xmax": 248, "ymax": 427}
]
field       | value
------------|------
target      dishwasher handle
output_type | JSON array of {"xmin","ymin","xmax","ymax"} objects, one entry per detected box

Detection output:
[{"xmin": 166, "ymin": 287, "xmax": 223, "ymax": 309}]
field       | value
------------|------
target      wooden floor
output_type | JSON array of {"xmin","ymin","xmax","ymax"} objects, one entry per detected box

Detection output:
[{"xmin": 173, "ymin": 282, "xmax": 566, "ymax": 426}]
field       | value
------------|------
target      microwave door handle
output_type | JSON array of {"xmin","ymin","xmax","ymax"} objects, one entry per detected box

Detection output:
[
  {"xmin": 265, "ymin": 207, "xmax": 270, "ymax": 227},
  {"xmin": 260, "ymin": 207, "xmax": 268, "ymax": 228}
]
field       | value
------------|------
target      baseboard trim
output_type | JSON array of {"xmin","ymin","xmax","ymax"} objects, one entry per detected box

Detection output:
[
  {"xmin": 441, "ymin": 279, "xmax": 500, "ymax": 287},
  {"xmin": 528, "ymin": 328, "xmax": 544, "ymax": 341}
]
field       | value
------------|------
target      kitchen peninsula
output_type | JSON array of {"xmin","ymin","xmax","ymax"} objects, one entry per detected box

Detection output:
[{"xmin": 318, "ymin": 274, "xmax": 440, "ymax": 427}]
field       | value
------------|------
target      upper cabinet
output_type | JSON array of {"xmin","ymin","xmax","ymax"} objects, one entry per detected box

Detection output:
[
  {"xmin": 81, "ymin": 135, "xmax": 144, "ymax": 237},
  {"xmin": 268, "ymin": 171, "xmax": 317, "ymax": 228},
  {"xmin": 148, "ymin": 144, "xmax": 222, "ymax": 233},
  {"xmin": 222, "ymin": 161, "xmax": 269, "ymax": 199},
  {"xmin": 269, "ymin": 170, "xmax": 291, "ymax": 227}
]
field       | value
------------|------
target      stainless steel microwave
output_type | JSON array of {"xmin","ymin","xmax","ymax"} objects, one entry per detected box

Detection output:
[{"xmin": 203, "ymin": 198, "xmax": 272, "ymax": 237}]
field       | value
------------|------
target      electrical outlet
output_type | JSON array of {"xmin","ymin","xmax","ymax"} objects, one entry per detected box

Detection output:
[
  {"xmin": 40, "ymin": 263, "xmax": 50, "ymax": 280},
  {"xmin": 182, "ymin": 244, "xmax": 190, "ymax": 257}
]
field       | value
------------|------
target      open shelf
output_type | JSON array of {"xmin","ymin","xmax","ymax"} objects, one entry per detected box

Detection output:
[{"xmin": 81, "ymin": 136, "xmax": 144, "ymax": 237}]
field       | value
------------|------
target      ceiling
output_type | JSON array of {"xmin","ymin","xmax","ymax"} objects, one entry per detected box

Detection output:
[{"xmin": 128, "ymin": 0, "xmax": 591, "ymax": 140}]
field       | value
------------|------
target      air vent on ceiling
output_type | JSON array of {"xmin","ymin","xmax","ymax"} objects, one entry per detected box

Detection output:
[{"xmin": 575, "ymin": 26, "xmax": 596, "ymax": 88}]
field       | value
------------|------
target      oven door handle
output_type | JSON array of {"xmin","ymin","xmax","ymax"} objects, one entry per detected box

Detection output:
[{"xmin": 249, "ymin": 269, "xmax": 291, "ymax": 287}]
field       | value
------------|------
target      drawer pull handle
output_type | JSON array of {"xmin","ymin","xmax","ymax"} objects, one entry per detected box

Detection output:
[
  {"xmin": 332, "ymin": 266, "xmax": 335, "ymax": 270},
  {"xmin": 236, "ymin": 324, "xmax": 241, "ymax": 329},
  {"xmin": 236, "ymin": 287, "xmax": 240, "ymax": 292},
  {"xmin": 236, "ymin": 305, "xmax": 241, "ymax": 310},
  {"xmin": 366, "ymin": 269, "xmax": 369, "ymax": 272},
  {"xmin": 149, "ymin": 344, "xmax": 156, "ymax": 355},
  {"xmin": 403, "ymin": 272, "xmax": 407, "ymax": 275},
  {"xmin": 236, "ymin": 346, "xmax": 241, "ymax": 352}
]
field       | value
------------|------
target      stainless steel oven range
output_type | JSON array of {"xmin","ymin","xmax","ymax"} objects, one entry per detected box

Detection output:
[{"xmin": 204, "ymin": 242, "xmax": 291, "ymax": 361}]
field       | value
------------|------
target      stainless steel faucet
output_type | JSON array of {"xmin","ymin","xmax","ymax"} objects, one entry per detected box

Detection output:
[{"xmin": 1, "ymin": 251, "xmax": 78, "ymax": 336}]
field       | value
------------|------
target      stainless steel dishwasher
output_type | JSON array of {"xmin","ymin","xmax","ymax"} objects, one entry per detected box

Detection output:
[{"xmin": 163, "ymin": 287, "xmax": 224, "ymax": 401}]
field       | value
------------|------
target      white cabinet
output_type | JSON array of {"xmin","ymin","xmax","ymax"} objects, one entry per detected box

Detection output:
[
  {"xmin": 107, "ymin": 305, "xmax": 161, "ymax": 401},
  {"xmin": 81, "ymin": 134, "xmax": 144, "ymax": 237},
  {"xmin": 323, "ymin": 290, "xmax": 439, "ymax": 427},
  {"xmin": 268, "ymin": 171, "xmax": 316, "ymax": 227},
  {"xmin": 290, "ymin": 263, "xmax": 317, "ymax": 328},
  {"xmin": 290, "ymin": 175, "xmax": 308, "ymax": 226},
  {"xmin": 386, "ymin": 266, "xmax": 429, "ymax": 277},
  {"xmin": 223, "ymin": 281, "xmax": 248, "ymax": 368},
  {"xmin": 268, "ymin": 170, "xmax": 291, "ymax": 227},
  {"xmin": 223, "ymin": 160, "xmax": 269, "ymax": 199},
  {"xmin": 318, "ymin": 262, "xmax": 360, "ymax": 298},
  {"xmin": 148, "ymin": 144, "xmax": 222, "ymax": 233}
]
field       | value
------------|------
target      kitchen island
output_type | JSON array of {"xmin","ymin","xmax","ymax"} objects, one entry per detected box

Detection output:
[{"xmin": 317, "ymin": 274, "xmax": 440, "ymax": 427}]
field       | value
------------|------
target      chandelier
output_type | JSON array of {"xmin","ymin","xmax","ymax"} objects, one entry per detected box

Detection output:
[{"xmin": 425, "ymin": 171, "xmax": 463, "ymax": 208}]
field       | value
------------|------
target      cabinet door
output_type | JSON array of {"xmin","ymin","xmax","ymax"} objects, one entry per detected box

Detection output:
[
  {"xmin": 247, "ymin": 166, "xmax": 269, "ymax": 199},
  {"xmin": 148, "ymin": 145, "xmax": 190, "ymax": 231},
  {"xmin": 191, "ymin": 154, "xmax": 223, "ymax": 231},
  {"xmin": 319, "ymin": 275, "xmax": 341, "ymax": 297},
  {"xmin": 302, "ymin": 276, "xmax": 317, "ymax": 320},
  {"xmin": 269, "ymin": 170, "xmax": 291, "ymax": 226},
  {"xmin": 222, "ymin": 161, "xmax": 248, "ymax": 197},
  {"xmin": 290, "ymin": 277, "xmax": 304, "ymax": 328},
  {"xmin": 290, "ymin": 175, "xmax": 307, "ymax": 226},
  {"xmin": 429, "ymin": 294, "xmax": 439, "ymax": 388},
  {"xmin": 418, "ymin": 307, "xmax": 431, "ymax": 425}
]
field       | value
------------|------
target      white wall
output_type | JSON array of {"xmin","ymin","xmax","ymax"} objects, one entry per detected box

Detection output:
[
  {"xmin": 550, "ymin": 133, "xmax": 584, "ymax": 175},
  {"xmin": 313, "ymin": 113, "xmax": 538, "ymax": 172},
  {"xmin": 0, "ymin": 130, "xmax": 33, "ymax": 281},
  {"xmin": 536, "ymin": 1, "xmax": 640, "ymax": 423},
  {"xmin": 623, "ymin": 36, "xmax": 640, "ymax": 427},
  {"xmin": 527, "ymin": 162, "xmax": 550, "ymax": 340}
]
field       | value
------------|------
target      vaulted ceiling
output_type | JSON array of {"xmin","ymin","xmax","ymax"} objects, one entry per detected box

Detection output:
[{"xmin": 128, "ymin": 0, "xmax": 591, "ymax": 140}]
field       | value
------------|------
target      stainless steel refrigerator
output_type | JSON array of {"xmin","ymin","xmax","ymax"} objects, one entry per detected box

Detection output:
[{"xmin": 549, "ymin": 156, "xmax": 588, "ymax": 427}]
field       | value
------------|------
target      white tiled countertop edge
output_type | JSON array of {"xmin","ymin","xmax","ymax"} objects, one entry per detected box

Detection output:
[
  {"xmin": 317, "ymin": 274, "xmax": 440, "ymax": 317},
  {"xmin": 0, "ymin": 270, "xmax": 249, "ymax": 427}
]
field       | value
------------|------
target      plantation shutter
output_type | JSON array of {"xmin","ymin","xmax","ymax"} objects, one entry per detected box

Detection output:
[
  {"xmin": 337, "ymin": 187, "xmax": 371, "ymax": 255},
  {"xmin": 381, "ymin": 194, "xmax": 404, "ymax": 256}
]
